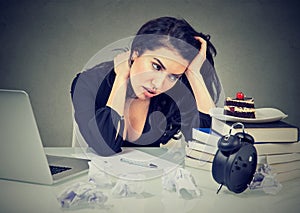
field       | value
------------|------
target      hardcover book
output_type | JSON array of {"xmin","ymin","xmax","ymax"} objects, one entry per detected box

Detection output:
[
  {"xmin": 185, "ymin": 146, "xmax": 214, "ymax": 163},
  {"xmin": 184, "ymin": 156, "xmax": 212, "ymax": 171},
  {"xmin": 269, "ymin": 160, "xmax": 300, "ymax": 173},
  {"xmin": 188, "ymin": 128, "xmax": 300, "ymax": 181},
  {"xmin": 190, "ymin": 128, "xmax": 300, "ymax": 155},
  {"xmin": 276, "ymin": 169, "xmax": 300, "ymax": 182},
  {"xmin": 211, "ymin": 118, "xmax": 299, "ymax": 143},
  {"xmin": 261, "ymin": 153, "xmax": 300, "ymax": 165}
]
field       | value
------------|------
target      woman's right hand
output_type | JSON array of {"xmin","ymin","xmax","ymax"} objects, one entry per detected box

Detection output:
[
  {"xmin": 107, "ymin": 51, "xmax": 131, "ymax": 122},
  {"xmin": 114, "ymin": 51, "xmax": 131, "ymax": 80}
]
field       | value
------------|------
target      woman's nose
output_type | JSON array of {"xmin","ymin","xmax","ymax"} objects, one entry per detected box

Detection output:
[{"xmin": 152, "ymin": 72, "xmax": 167, "ymax": 89}]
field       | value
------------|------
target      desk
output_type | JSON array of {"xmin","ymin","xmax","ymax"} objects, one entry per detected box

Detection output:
[{"xmin": 0, "ymin": 147, "xmax": 299, "ymax": 213}]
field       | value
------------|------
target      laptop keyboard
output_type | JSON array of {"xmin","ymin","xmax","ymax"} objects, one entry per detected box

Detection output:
[{"xmin": 49, "ymin": 165, "xmax": 72, "ymax": 175}]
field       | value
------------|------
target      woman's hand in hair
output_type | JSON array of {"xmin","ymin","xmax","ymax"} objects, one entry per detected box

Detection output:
[
  {"xmin": 185, "ymin": 37, "xmax": 215, "ymax": 114},
  {"xmin": 186, "ymin": 36, "xmax": 207, "ymax": 74},
  {"xmin": 114, "ymin": 51, "xmax": 131, "ymax": 81}
]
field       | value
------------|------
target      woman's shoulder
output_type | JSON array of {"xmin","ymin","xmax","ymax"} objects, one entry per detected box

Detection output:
[
  {"xmin": 75, "ymin": 61, "xmax": 115, "ymax": 84},
  {"xmin": 80, "ymin": 61, "xmax": 114, "ymax": 80},
  {"xmin": 71, "ymin": 61, "xmax": 115, "ymax": 97}
]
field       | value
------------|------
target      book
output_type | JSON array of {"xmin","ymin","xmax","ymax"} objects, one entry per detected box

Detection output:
[
  {"xmin": 276, "ymin": 169, "xmax": 300, "ymax": 182},
  {"xmin": 189, "ymin": 128, "xmax": 300, "ymax": 182},
  {"xmin": 185, "ymin": 146, "xmax": 214, "ymax": 162},
  {"xmin": 191, "ymin": 127, "xmax": 300, "ymax": 155},
  {"xmin": 268, "ymin": 161, "xmax": 300, "ymax": 173},
  {"xmin": 192, "ymin": 128, "xmax": 221, "ymax": 147},
  {"xmin": 261, "ymin": 153, "xmax": 300, "ymax": 164},
  {"xmin": 184, "ymin": 155, "xmax": 300, "ymax": 182},
  {"xmin": 254, "ymin": 143, "xmax": 300, "ymax": 155},
  {"xmin": 188, "ymin": 140, "xmax": 218, "ymax": 155},
  {"xmin": 186, "ymin": 144, "xmax": 268, "ymax": 165},
  {"xmin": 189, "ymin": 137, "xmax": 300, "ymax": 156},
  {"xmin": 184, "ymin": 156, "xmax": 212, "ymax": 171},
  {"xmin": 211, "ymin": 117, "xmax": 299, "ymax": 143}
]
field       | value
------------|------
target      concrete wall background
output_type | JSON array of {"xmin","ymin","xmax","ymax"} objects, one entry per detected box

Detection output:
[{"xmin": 0, "ymin": 0, "xmax": 299, "ymax": 147}]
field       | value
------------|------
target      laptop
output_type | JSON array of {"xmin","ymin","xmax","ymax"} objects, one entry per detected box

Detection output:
[{"xmin": 0, "ymin": 89, "xmax": 90, "ymax": 185}]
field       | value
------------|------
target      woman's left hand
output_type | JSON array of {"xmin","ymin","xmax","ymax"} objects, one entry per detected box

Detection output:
[
  {"xmin": 186, "ymin": 36, "xmax": 207, "ymax": 74},
  {"xmin": 184, "ymin": 36, "xmax": 215, "ymax": 113}
]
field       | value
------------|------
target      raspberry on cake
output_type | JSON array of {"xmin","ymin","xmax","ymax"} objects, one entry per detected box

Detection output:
[{"xmin": 224, "ymin": 92, "xmax": 256, "ymax": 118}]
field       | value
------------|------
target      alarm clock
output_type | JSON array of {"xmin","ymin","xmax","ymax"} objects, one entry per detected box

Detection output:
[{"xmin": 212, "ymin": 122, "xmax": 257, "ymax": 194}]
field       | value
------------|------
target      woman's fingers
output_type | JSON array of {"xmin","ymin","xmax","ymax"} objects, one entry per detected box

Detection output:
[
  {"xmin": 114, "ymin": 51, "xmax": 131, "ymax": 79},
  {"xmin": 194, "ymin": 36, "xmax": 207, "ymax": 59},
  {"xmin": 114, "ymin": 51, "xmax": 130, "ymax": 69},
  {"xmin": 187, "ymin": 37, "xmax": 207, "ymax": 72}
]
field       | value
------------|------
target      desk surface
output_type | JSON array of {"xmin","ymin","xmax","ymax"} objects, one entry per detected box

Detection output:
[{"xmin": 0, "ymin": 147, "xmax": 299, "ymax": 213}]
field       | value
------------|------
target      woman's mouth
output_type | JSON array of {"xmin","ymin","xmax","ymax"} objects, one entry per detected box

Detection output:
[{"xmin": 143, "ymin": 86, "xmax": 157, "ymax": 98}]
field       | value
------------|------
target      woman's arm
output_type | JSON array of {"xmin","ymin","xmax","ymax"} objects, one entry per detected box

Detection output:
[
  {"xmin": 71, "ymin": 72, "xmax": 123, "ymax": 156},
  {"xmin": 106, "ymin": 52, "xmax": 131, "ymax": 141},
  {"xmin": 184, "ymin": 37, "xmax": 215, "ymax": 114},
  {"xmin": 71, "ymin": 59, "xmax": 129, "ymax": 156},
  {"xmin": 106, "ymin": 52, "xmax": 130, "ymax": 117}
]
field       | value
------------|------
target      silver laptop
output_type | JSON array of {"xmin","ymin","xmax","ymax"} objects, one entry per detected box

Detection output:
[{"xmin": 0, "ymin": 89, "xmax": 90, "ymax": 185}]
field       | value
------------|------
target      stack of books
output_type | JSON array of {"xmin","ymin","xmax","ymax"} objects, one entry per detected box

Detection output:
[{"xmin": 185, "ymin": 117, "xmax": 300, "ymax": 182}]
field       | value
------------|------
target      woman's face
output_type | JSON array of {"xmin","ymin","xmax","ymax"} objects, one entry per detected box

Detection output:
[{"xmin": 130, "ymin": 47, "xmax": 189, "ymax": 100}]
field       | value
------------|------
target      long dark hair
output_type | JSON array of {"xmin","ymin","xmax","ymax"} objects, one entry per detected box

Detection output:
[
  {"xmin": 130, "ymin": 16, "xmax": 217, "ymax": 66},
  {"xmin": 129, "ymin": 16, "xmax": 221, "ymax": 104}
]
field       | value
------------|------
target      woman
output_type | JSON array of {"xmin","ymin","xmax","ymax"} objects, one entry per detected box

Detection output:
[{"xmin": 71, "ymin": 16, "xmax": 222, "ymax": 156}]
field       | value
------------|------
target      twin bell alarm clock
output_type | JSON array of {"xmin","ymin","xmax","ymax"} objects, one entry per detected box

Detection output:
[{"xmin": 212, "ymin": 122, "xmax": 257, "ymax": 194}]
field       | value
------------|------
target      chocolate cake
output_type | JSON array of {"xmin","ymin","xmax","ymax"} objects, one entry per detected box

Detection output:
[{"xmin": 224, "ymin": 92, "xmax": 256, "ymax": 118}]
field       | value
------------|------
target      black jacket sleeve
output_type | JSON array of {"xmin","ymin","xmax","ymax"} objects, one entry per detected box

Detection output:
[
  {"xmin": 87, "ymin": 106, "xmax": 124, "ymax": 156},
  {"xmin": 199, "ymin": 111, "xmax": 212, "ymax": 128},
  {"xmin": 169, "ymin": 74, "xmax": 212, "ymax": 142},
  {"xmin": 71, "ymin": 62, "xmax": 125, "ymax": 156}
]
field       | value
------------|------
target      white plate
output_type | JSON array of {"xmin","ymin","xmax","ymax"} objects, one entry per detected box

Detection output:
[{"xmin": 209, "ymin": 107, "xmax": 288, "ymax": 123}]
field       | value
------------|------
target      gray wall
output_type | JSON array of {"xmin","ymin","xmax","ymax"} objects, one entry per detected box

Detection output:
[{"xmin": 1, "ymin": 0, "xmax": 299, "ymax": 147}]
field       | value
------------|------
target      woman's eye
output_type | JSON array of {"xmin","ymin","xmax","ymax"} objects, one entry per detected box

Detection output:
[{"xmin": 152, "ymin": 63, "xmax": 162, "ymax": 71}]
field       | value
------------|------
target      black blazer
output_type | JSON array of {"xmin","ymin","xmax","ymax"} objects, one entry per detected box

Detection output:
[{"xmin": 71, "ymin": 61, "xmax": 212, "ymax": 156}]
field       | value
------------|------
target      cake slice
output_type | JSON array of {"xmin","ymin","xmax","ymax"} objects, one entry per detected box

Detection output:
[{"xmin": 224, "ymin": 92, "xmax": 256, "ymax": 118}]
